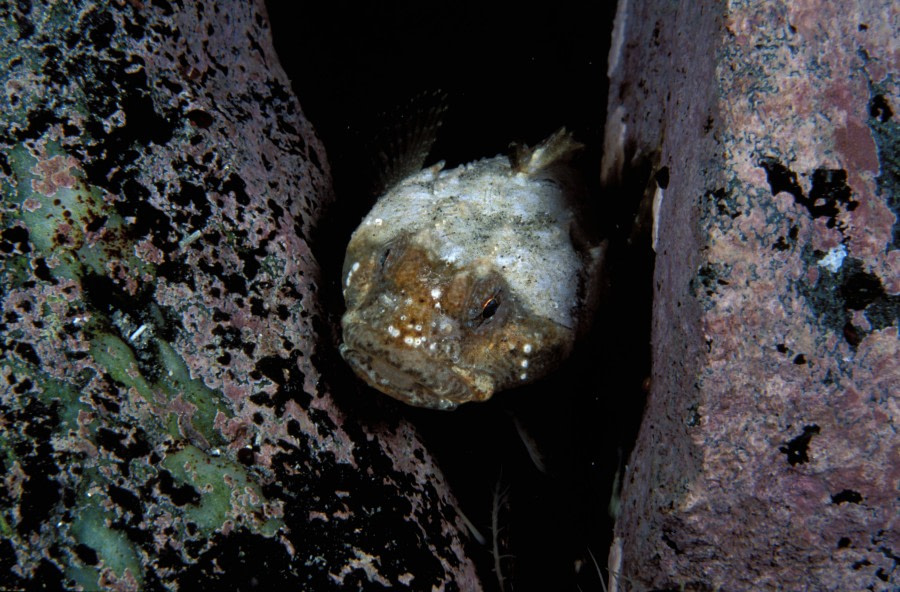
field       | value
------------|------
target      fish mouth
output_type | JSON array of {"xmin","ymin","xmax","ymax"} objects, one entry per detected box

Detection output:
[{"xmin": 339, "ymin": 342, "xmax": 486, "ymax": 409}]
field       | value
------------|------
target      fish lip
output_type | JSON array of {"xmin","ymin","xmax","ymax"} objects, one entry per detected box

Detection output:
[{"xmin": 338, "ymin": 340, "xmax": 481, "ymax": 409}]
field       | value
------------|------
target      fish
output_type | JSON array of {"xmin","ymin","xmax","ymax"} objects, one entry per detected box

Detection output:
[{"xmin": 339, "ymin": 128, "xmax": 604, "ymax": 410}]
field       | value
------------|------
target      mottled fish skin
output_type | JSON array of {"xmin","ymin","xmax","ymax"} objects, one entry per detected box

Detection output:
[{"xmin": 340, "ymin": 129, "xmax": 604, "ymax": 409}]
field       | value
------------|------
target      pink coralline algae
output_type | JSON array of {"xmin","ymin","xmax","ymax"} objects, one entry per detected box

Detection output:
[{"xmin": 0, "ymin": 1, "xmax": 480, "ymax": 590}]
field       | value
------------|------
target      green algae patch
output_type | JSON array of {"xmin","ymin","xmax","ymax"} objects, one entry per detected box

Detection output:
[
  {"xmin": 0, "ymin": 358, "xmax": 92, "ymax": 435},
  {"xmin": 68, "ymin": 499, "xmax": 143, "ymax": 589},
  {"xmin": 0, "ymin": 511, "xmax": 12, "ymax": 539},
  {"xmin": 155, "ymin": 338, "xmax": 229, "ymax": 442},
  {"xmin": 162, "ymin": 445, "xmax": 282, "ymax": 537},
  {"xmin": 89, "ymin": 332, "xmax": 159, "ymax": 405},
  {"xmin": 8, "ymin": 144, "xmax": 90, "ymax": 256},
  {"xmin": 0, "ymin": 2, "xmax": 83, "ymax": 133},
  {"xmin": 88, "ymin": 333, "xmax": 232, "ymax": 446},
  {"xmin": 5, "ymin": 141, "xmax": 154, "ymax": 282}
]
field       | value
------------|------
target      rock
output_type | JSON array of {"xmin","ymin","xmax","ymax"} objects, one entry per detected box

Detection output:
[
  {"xmin": 0, "ymin": 1, "xmax": 479, "ymax": 589},
  {"xmin": 604, "ymin": 2, "xmax": 898, "ymax": 590}
]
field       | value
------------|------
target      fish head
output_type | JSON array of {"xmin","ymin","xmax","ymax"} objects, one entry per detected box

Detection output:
[{"xmin": 340, "ymin": 235, "xmax": 570, "ymax": 409}]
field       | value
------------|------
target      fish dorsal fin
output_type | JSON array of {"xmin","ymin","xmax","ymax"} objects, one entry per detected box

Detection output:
[
  {"xmin": 369, "ymin": 90, "xmax": 448, "ymax": 194},
  {"xmin": 508, "ymin": 127, "xmax": 584, "ymax": 175}
]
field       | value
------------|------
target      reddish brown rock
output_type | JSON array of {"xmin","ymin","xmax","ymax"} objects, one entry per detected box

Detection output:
[{"xmin": 605, "ymin": 1, "xmax": 898, "ymax": 590}]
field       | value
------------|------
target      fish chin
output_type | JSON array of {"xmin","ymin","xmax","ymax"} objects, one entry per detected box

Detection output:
[
  {"xmin": 339, "ymin": 318, "xmax": 493, "ymax": 409},
  {"xmin": 339, "ymin": 343, "xmax": 486, "ymax": 410}
]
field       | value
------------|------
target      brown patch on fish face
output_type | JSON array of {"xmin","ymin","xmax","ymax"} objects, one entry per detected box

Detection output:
[{"xmin": 340, "ymin": 238, "xmax": 571, "ymax": 409}]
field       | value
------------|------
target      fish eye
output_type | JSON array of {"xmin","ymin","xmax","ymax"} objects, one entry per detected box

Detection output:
[
  {"xmin": 472, "ymin": 288, "xmax": 502, "ymax": 327},
  {"xmin": 481, "ymin": 293, "xmax": 501, "ymax": 319},
  {"xmin": 465, "ymin": 278, "xmax": 507, "ymax": 330}
]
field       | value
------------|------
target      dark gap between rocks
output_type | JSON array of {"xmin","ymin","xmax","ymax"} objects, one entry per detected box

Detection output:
[{"xmin": 267, "ymin": 4, "xmax": 651, "ymax": 590}]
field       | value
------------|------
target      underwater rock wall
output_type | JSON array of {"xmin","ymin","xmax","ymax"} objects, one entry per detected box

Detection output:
[
  {"xmin": 605, "ymin": 1, "xmax": 898, "ymax": 590},
  {"xmin": 0, "ymin": 1, "xmax": 479, "ymax": 590}
]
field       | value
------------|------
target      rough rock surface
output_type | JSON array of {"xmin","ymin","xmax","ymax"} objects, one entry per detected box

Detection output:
[
  {"xmin": 0, "ymin": 1, "xmax": 479, "ymax": 590},
  {"xmin": 605, "ymin": 1, "xmax": 898, "ymax": 590}
]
